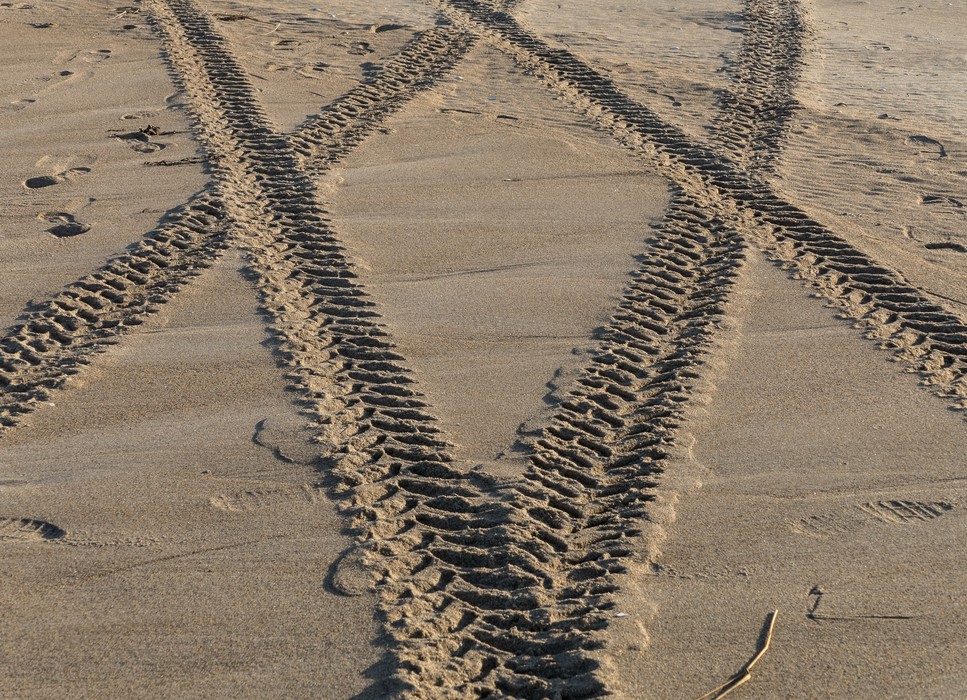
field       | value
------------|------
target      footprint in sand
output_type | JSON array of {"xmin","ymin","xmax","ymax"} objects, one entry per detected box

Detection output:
[
  {"xmin": 0, "ymin": 515, "xmax": 152, "ymax": 548},
  {"xmin": 64, "ymin": 48, "xmax": 112, "ymax": 65},
  {"xmin": 923, "ymin": 240, "xmax": 967, "ymax": 254},
  {"xmin": 908, "ymin": 133, "xmax": 948, "ymax": 159},
  {"xmin": 271, "ymin": 38, "xmax": 301, "ymax": 50},
  {"xmin": 902, "ymin": 227, "xmax": 967, "ymax": 254},
  {"xmin": 921, "ymin": 193, "xmax": 964, "ymax": 209},
  {"xmin": 792, "ymin": 499, "xmax": 956, "ymax": 538},
  {"xmin": 345, "ymin": 40, "xmax": 374, "ymax": 56},
  {"xmin": 5, "ymin": 98, "xmax": 36, "ymax": 111},
  {"xmin": 40, "ymin": 69, "xmax": 76, "ymax": 86},
  {"xmin": 120, "ymin": 111, "xmax": 157, "ymax": 121},
  {"xmin": 325, "ymin": 547, "xmax": 370, "ymax": 597},
  {"xmin": 23, "ymin": 166, "xmax": 91, "ymax": 190},
  {"xmin": 112, "ymin": 124, "xmax": 168, "ymax": 153},
  {"xmin": 39, "ymin": 211, "xmax": 91, "ymax": 238},
  {"xmin": 13, "ymin": 64, "xmax": 79, "ymax": 93},
  {"xmin": 369, "ymin": 23, "xmax": 407, "ymax": 33},
  {"xmin": 295, "ymin": 61, "xmax": 330, "ymax": 79},
  {"xmin": 252, "ymin": 416, "xmax": 322, "ymax": 465},
  {"xmin": 0, "ymin": 517, "xmax": 65, "ymax": 542},
  {"xmin": 5, "ymin": 68, "xmax": 81, "ymax": 110},
  {"xmin": 209, "ymin": 484, "xmax": 325, "ymax": 513}
]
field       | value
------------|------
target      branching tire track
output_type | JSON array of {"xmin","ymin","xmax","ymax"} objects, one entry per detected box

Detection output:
[
  {"xmin": 3, "ymin": 0, "xmax": 963, "ymax": 698},
  {"xmin": 442, "ymin": 199, "xmax": 745, "ymax": 697},
  {"xmin": 0, "ymin": 191, "xmax": 227, "ymax": 430},
  {"xmin": 147, "ymin": 1, "xmax": 751, "ymax": 697},
  {"xmin": 436, "ymin": 0, "xmax": 967, "ymax": 412}
]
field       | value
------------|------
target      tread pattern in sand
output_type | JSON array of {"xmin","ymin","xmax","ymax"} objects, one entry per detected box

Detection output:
[
  {"xmin": 711, "ymin": 0, "xmax": 804, "ymax": 171},
  {"xmin": 440, "ymin": 0, "xmax": 966, "ymax": 412},
  {"xmin": 0, "ymin": 192, "xmax": 227, "ymax": 428},
  {"xmin": 140, "ymin": 1, "xmax": 744, "ymax": 693},
  {"xmin": 0, "ymin": 0, "xmax": 964, "ymax": 696}
]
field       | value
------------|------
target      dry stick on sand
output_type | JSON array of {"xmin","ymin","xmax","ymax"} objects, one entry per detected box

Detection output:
[{"xmin": 697, "ymin": 610, "xmax": 779, "ymax": 700}]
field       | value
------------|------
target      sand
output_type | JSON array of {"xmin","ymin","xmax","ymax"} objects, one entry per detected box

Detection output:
[{"xmin": 1, "ymin": 0, "xmax": 965, "ymax": 697}]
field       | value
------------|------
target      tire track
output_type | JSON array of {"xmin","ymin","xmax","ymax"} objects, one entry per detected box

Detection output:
[
  {"xmin": 711, "ymin": 0, "xmax": 806, "ymax": 171},
  {"xmin": 0, "ymin": 191, "xmax": 227, "ymax": 430},
  {"xmin": 421, "ymin": 199, "xmax": 744, "ymax": 697},
  {"xmin": 146, "ymin": 1, "xmax": 750, "ymax": 696},
  {"xmin": 4, "ymin": 0, "xmax": 963, "ymax": 697},
  {"xmin": 288, "ymin": 1, "xmax": 529, "ymax": 172},
  {"xmin": 370, "ymin": 0, "xmax": 963, "ymax": 690},
  {"xmin": 436, "ymin": 0, "xmax": 967, "ymax": 413},
  {"xmin": 289, "ymin": 24, "xmax": 476, "ymax": 174},
  {"xmin": 1, "ymin": 0, "xmax": 721, "ymax": 694},
  {"xmin": 0, "ymin": 17, "xmax": 479, "ymax": 431}
]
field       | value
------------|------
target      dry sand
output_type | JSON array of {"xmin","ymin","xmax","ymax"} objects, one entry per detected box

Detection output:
[{"xmin": 1, "ymin": 0, "xmax": 965, "ymax": 697}]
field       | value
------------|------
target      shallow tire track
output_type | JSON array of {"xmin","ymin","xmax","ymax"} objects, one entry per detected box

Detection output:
[{"xmin": 290, "ymin": 25, "xmax": 476, "ymax": 174}]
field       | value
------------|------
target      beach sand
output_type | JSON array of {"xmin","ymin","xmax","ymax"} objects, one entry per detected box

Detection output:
[{"xmin": 1, "ymin": 0, "xmax": 965, "ymax": 697}]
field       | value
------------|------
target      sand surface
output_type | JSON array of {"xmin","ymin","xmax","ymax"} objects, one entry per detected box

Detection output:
[{"xmin": 1, "ymin": 0, "xmax": 965, "ymax": 697}]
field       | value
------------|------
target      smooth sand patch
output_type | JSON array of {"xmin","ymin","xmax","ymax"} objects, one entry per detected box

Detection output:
[{"xmin": 331, "ymin": 47, "xmax": 669, "ymax": 474}]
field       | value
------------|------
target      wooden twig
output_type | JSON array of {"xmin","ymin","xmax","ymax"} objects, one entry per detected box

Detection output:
[{"xmin": 696, "ymin": 609, "xmax": 779, "ymax": 700}]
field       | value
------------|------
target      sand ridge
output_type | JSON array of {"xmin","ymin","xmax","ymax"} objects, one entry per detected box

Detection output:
[{"xmin": 1, "ymin": 0, "xmax": 965, "ymax": 697}]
